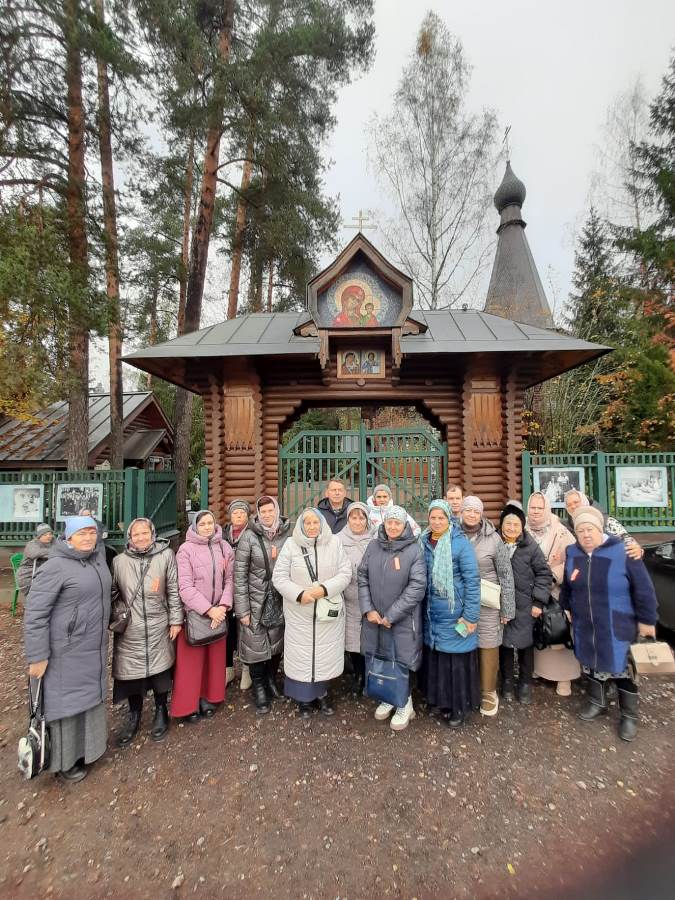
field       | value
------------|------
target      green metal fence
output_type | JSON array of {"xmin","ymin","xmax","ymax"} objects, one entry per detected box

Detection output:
[
  {"xmin": 279, "ymin": 425, "xmax": 447, "ymax": 525},
  {"xmin": 522, "ymin": 451, "xmax": 675, "ymax": 532},
  {"xmin": 0, "ymin": 468, "xmax": 182, "ymax": 546}
]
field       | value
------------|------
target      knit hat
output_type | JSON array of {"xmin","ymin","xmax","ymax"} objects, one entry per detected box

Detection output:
[
  {"xmin": 499, "ymin": 500, "xmax": 526, "ymax": 531},
  {"xmin": 35, "ymin": 523, "xmax": 53, "ymax": 539},
  {"xmin": 382, "ymin": 505, "xmax": 407, "ymax": 523},
  {"xmin": 372, "ymin": 484, "xmax": 392, "ymax": 499},
  {"xmin": 572, "ymin": 506, "xmax": 604, "ymax": 533},
  {"xmin": 64, "ymin": 515, "xmax": 97, "ymax": 539},
  {"xmin": 228, "ymin": 499, "xmax": 251, "ymax": 517},
  {"xmin": 461, "ymin": 496, "xmax": 484, "ymax": 515}
]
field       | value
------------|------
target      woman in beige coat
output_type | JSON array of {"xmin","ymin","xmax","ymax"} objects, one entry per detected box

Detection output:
[
  {"xmin": 272, "ymin": 509, "xmax": 351, "ymax": 719},
  {"xmin": 111, "ymin": 518, "xmax": 182, "ymax": 745},
  {"xmin": 525, "ymin": 493, "xmax": 580, "ymax": 695}
]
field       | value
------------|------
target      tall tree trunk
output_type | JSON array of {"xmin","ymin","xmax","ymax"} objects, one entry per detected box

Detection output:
[
  {"xmin": 174, "ymin": 0, "xmax": 235, "ymax": 525},
  {"xmin": 145, "ymin": 274, "xmax": 160, "ymax": 390},
  {"xmin": 95, "ymin": 0, "xmax": 124, "ymax": 469},
  {"xmin": 226, "ymin": 133, "xmax": 254, "ymax": 319},
  {"xmin": 266, "ymin": 257, "xmax": 274, "ymax": 312},
  {"xmin": 177, "ymin": 135, "xmax": 195, "ymax": 336},
  {"xmin": 64, "ymin": 0, "xmax": 90, "ymax": 471}
]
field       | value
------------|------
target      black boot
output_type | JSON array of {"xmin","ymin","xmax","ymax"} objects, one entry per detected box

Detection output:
[
  {"xmin": 578, "ymin": 676, "xmax": 608, "ymax": 721},
  {"xmin": 117, "ymin": 698, "xmax": 142, "ymax": 747},
  {"xmin": 199, "ymin": 698, "xmax": 216, "ymax": 719},
  {"xmin": 151, "ymin": 702, "xmax": 169, "ymax": 741},
  {"xmin": 618, "ymin": 688, "xmax": 639, "ymax": 742},
  {"xmin": 518, "ymin": 681, "xmax": 533, "ymax": 705},
  {"xmin": 297, "ymin": 702, "xmax": 313, "ymax": 719},
  {"xmin": 266, "ymin": 655, "xmax": 283, "ymax": 701},
  {"xmin": 501, "ymin": 679, "xmax": 515, "ymax": 701},
  {"xmin": 350, "ymin": 653, "xmax": 365, "ymax": 697},
  {"xmin": 250, "ymin": 663, "xmax": 270, "ymax": 715},
  {"xmin": 319, "ymin": 693, "xmax": 335, "ymax": 717},
  {"xmin": 59, "ymin": 760, "xmax": 87, "ymax": 782}
]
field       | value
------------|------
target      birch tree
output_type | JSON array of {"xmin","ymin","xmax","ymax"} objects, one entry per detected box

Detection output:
[{"xmin": 367, "ymin": 12, "xmax": 499, "ymax": 309}]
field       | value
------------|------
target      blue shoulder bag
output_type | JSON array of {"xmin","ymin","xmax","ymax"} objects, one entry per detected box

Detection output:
[{"xmin": 365, "ymin": 623, "xmax": 410, "ymax": 708}]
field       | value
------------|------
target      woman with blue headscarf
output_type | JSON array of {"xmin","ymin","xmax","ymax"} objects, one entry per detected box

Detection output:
[
  {"xmin": 272, "ymin": 508, "xmax": 352, "ymax": 718},
  {"xmin": 419, "ymin": 500, "xmax": 481, "ymax": 729}
]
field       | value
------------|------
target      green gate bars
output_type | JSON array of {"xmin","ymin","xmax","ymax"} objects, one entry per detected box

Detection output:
[{"xmin": 279, "ymin": 424, "xmax": 447, "ymax": 525}]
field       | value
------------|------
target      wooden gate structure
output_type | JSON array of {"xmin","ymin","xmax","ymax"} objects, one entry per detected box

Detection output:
[
  {"xmin": 125, "ymin": 163, "xmax": 609, "ymax": 525},
  {"xmin": 279, "ymin": 425, "xmax": 447, "ymax": 523}
]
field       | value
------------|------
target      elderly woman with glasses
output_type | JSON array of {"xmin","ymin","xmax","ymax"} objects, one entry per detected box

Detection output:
[{"xmin": 272, "ymin": 508, "xmax": 352, "ymax": 718}]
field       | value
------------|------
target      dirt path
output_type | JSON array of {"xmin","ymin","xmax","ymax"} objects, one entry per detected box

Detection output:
[{"xmin": 0, "ymin": 605, "xmax": 673, "ymax": 899}]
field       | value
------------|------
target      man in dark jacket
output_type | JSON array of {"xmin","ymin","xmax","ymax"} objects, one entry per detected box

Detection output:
[{"xmin": 317, "ymin": 479, "xmax": 353, "ymax": 534}]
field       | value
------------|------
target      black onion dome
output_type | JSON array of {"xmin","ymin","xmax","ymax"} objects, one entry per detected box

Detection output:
[{"xmin": 494, "ymin": 161, "xmax": 526, "ymax": 213}]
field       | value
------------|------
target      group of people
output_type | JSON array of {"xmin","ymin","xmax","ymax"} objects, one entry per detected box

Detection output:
[{"xmin": 21, "ymin": 478, "xmax": 658, "ymax": 784}]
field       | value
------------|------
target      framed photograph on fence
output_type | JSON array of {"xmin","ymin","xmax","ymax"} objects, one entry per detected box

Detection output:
[
  {"xmin": 615, "ymin": 466, "xmax": 669, "ymax": 508},
  {"xmin": 0, "ymin": 484, "xmax": 44, "ymax": 522},
  {"xmin": 532, "ymin": 466, "xmax": 585, "ymax": 508},
  {"xmin": 56, "ymin": 483, "xmax": 103, "ymax": 521}
]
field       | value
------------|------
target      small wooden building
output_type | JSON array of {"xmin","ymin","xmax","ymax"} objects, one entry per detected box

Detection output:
[
  {"xmin": 0, "ymin": 392, "xmax": 174, "ymax": 471},
  {"xmin": 125, "ymin": 163, "xmax": 608, "ymax": 523}
]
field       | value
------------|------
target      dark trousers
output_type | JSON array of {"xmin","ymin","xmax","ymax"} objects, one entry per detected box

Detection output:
[
  {"xmin": 349, "ymin": 651, "xmax": 365, "ymax": 679},
  {"xmin": 226, "ymin": 611, "xmax": 237, "ymax": 667},
  {"xmin": 128, "ymin": 691, "xmax": 167, "ymax": 712},
  {"xmin": 500, "ymin": 645, "xmax": 534, "ymax": 685}
]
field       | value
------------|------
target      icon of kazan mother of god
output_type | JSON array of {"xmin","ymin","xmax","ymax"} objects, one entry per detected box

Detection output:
[{"xmin": 332, "ymin": 283, "xmax": 379, "ymax": 327}]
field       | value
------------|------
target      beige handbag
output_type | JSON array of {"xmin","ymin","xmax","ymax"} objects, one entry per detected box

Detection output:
[
  {"xmin": 480, "ymin": 579, "xmax": 501, "ymax": 610},
  {"xmin": 630, "ymin": 639, "xmax": 675, "ymax": 676}
]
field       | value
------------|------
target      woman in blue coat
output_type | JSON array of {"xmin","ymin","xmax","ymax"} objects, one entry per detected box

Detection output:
[
  {"xmin": 559, "ymin": 506, "xmax": 657, "ymax": 741},
  {"xmin": 420, "ymin": 500, "xmax": 481, "ymax": 728}
]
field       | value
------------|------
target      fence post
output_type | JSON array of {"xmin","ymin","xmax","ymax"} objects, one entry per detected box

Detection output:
[
  {"xmin": 521, "ymin": 450, "xmax": 532, "ymax": 506},
  {"xmin": 123, "ymin": 467, "xmax": 137, "ymax": 530},
  {"xmin": 595, "ymin": 451, "xmax": 608, "ymax": 512},
  {"xmin": 200, "ymin": 465, "xmax": 209, "ymax": 510},
  {"xmin": 136, "ymin": 468, "xmax": 146, "ymax": 520}
]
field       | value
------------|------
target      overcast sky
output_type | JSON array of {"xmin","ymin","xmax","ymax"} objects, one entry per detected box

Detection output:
[{"xmin": 323, "ymin": 0, "xmax": 675, "ymax": 319}]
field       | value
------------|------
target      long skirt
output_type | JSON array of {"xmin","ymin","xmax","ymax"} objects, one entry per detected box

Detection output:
[
  {"xmin": 170, "ymin": 630, "xmax": 227, "ymax": 718},
  {"xmin": 534, "ymin": 646, "xmax": 581, "ymax": 682},
  {"xmin": 284, "ymin": 676, "xmax": 328, "ymax": 702},
  {"xmin": 420, "ymin": 648, "xmax": 480, "ymax": 718},
  {"xmin": 48, "ymin": 702, "xmax": 107, "ymax": 773}
]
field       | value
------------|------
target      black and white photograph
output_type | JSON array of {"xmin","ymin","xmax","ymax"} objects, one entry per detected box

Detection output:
[
  {"xmin": 0, "ymin": 484, "xmax": 44, "ymax": 522},
  {"xmin": 616, "ymin": 466, "xmax": 669, "ymax": 508},
  {"xmin": 55, "ymin": 483, "xmax": 103, "ymax": 521},
  {"xmin": 532, "ymin": 466, "xmax": 585, "ymax": 508}
]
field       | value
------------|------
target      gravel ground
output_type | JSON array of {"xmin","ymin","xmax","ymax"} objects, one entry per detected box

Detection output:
[{"xmin": 0, "ymin": 604, "xmax": 674, "ymax": 900}]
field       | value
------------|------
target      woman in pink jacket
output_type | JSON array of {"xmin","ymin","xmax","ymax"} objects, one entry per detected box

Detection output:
[{"xmin": 171, "ymin": 510, "xmax": 234, "ymax": 721}]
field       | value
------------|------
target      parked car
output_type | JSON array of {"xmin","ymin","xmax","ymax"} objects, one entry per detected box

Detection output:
[{"xmin": 643, "ymin": 541, "xmax": 675, "ymax": 631}]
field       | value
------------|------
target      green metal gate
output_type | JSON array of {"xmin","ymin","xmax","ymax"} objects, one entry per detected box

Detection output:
[{"xmin": 279, "ymin": 424, "xmax": 447, "ymax": 525}]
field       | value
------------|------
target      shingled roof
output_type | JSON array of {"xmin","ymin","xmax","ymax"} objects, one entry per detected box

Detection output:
[
  {"xmin": 484, "ymin": 161, "xmax": 555, "ymax": 329},
  {"xmin": 0, "ymin": 392, "xmax": 173, "ymax": 468}
]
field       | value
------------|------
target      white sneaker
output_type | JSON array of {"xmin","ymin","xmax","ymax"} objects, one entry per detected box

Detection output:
[
  {"xmin": 239, "ymin": 665, "xmax": 252, "ymax": 691},
  {"xmin": 390, "ymin": 696, "xmax": 416, "ymax": 731},
  {"xmin": 226, "ymin": 666, "xmax": 235, "ymax": 686},
  {"xmin": 374, "ymin": 702, "xmax": 395, "ymax": 721}
]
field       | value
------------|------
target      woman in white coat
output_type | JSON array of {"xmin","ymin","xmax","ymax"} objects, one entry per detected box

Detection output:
[{"xmin": 272, "ymin": 508, "xmax": 352, "ymax": 719}]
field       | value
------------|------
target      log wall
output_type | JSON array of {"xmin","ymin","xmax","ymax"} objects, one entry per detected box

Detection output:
[{"xmin": 200, "ymin": 353, "xmax": 527, "ymax": 526}]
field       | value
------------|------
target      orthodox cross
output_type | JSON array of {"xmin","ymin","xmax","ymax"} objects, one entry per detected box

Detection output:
[
  {"xmin": 344, "ymin": 208, "xmax": 377, "ymax": 232},
  {"xmin": 503, "ymin": 125, "xmax": 511, "ymax": 160}
]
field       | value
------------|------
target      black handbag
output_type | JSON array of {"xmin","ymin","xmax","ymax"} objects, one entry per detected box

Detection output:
[
  {"xmin": 184, "ymin": 549, "xmax": 228, "ymax": 647},
  {"xmin": 533, "ymin": 598, "xmax": 573, "ymax": 650},
  {"xmin": 17, "ymin": 677, "xmax": 51, "ymax": 780},
  {"xmin": 256, "ymin": 535, "xmax": 284, "ymax": 629},
  {"xmin": 109, "ymin": 561, "xmax": 150, "ymax": 634}
]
